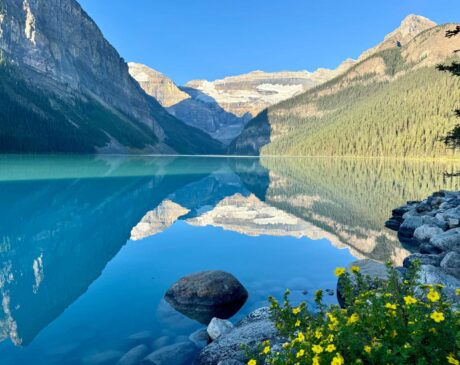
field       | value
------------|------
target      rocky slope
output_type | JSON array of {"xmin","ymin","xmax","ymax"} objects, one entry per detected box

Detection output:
[
  {"xmin": 129, "ymin": 63, "xmax": 250, "ymax": 144},
  {"xmin": 231, "ymin": 16, "xmax": 460, "ymax": 157},
  {"xmin": 0, "ymin": 0, "xmax": 222, "ymax": 154},
  {"xmin": 185, "ymin": 64, "xmax": 354, "ymax": 119}
]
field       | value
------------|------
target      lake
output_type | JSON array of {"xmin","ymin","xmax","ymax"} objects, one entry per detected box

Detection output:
[{"xmin": 0, "ymin": 155, "xmax": 459, "ymax": 365}]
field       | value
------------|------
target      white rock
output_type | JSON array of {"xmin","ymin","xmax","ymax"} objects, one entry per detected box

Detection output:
[{"xmin": 207, "ymin": 318, "xmax": 234, "ymax": 341}]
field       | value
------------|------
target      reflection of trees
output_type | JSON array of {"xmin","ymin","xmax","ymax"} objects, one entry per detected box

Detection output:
[{"xmin": 261, "ymin": 157, "xmax": 460, "ymax": 263}]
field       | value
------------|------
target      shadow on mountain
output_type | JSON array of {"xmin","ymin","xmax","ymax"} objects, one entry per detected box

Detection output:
[
  {"xmin": 0, "ymin": 156, "xmax": 221, "ymax": 346},
  {"xmin": 228, "ymin": 110, "xmax": 271, "ymax": 155},
  {"xmin": 167, "ymin": 87, "xmax": 251, "ymax": 145}
]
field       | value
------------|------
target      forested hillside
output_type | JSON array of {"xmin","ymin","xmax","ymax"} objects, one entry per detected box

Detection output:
[{"xmin": 232, "ymin": 24, "xmax": 460, "ymax": 158}]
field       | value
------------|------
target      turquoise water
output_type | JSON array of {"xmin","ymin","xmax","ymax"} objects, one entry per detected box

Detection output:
[{"xmin": 1, "ymin": 155, "xmax": 460, "ymax": 365}]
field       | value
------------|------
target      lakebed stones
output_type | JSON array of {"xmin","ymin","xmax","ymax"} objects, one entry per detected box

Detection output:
[
  {"xmin": 197, "ymin": 307, "xmax": 282, "ymax": 365},
  {"xmin": 207, "ymin": 318, "xmax": 234, "ymax": 341},
  {"xmin": 165, "ymin": 271, "xmax": 248, "ymax": 324},
  {"xmin": 141, "ymin": 342, "xmax": 197, "ymax": 365},
  {"xmin": 117, "ymin": 345, "xmax": 150, "ymax": 365}
]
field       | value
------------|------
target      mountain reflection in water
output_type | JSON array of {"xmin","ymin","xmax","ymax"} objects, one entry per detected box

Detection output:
[{"xmin": 0, "ymin": 155, "xmax": 459, "ymax": 357}]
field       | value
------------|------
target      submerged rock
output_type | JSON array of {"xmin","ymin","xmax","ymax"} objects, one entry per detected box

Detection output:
[
  {"xmin": 117, "ymin": 345, "xmax": 150, "ymax": 365},
  {"xmin": 141, "ymin": 342, "xmax": 197, "ymax": 365},
  {"xmin": 189, "ymin": 329, "xmax": 210, "ymax": 349},
  {"xmin": 165, "ymin": 271, "xmax": 248, "ymax": 324}
]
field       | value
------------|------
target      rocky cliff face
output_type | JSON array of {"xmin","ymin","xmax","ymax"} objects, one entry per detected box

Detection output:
[
  {"xmin": 128, "ymin": 63, "xmax": 190, "ymax": 107},
  {"xmin": 358, "ymin": 14, "xmax": 436, "ymax": 61},
  {"xmin": 129, "ymin": 63, "xmax": 250, "ymax": 144},
  {"xmin": 0, "ymin": 0, "xmax": 222, "ymax": 154},
  {"xmin": 185, "ymin": 67, "xmax": 352, "ymax": 119}
]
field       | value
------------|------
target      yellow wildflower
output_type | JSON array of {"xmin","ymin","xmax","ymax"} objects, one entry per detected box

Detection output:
[
  {"xmin": 430, "ymin": 311, "xmax": 445, "ymax": 323},
  {"xmin": 351, "ymin": 265, "xmax": 361, "ymax": 273},
  {"xmin": 364, "ymin": 345, "xmax": 371, "ymax": 353},
  {"xmin": 448, "ymin": 353, "xmax": 460, "ymax": 365},
  {"xmin": 385, "ymin": 303, "xmax": 397, "ymax": 310},
  {"xmin": 347, "ymin": 313, "xmax": 359, "ymax": 325},
  {"xmin": 262, "ymin": 346, "xmax": 270, "ymax": 355},
  {"xmin": 312, "ymin": 344, "xmax": 324, "ymax": 354},
  {"xmin": 456, "ymin": 289, "xmax": 460, "ymax": 296},
  {"xmin": 335, "ymin": 268, "xmax": 346, "ymax": 277},
  {"xmin": 248, "ymin": 360, "xmax": 257, "ymax": 365},
  {"xmin": 427, "ymin": 289, "xmax": 440, "ymax": 303},
  {"xmin": 315, "ymin": 329, "xmax": 322, "ymax": 339},
  {"xmin": 403, "ymin": 296, "xmax": 417, "ymax": 305},
  {"xmin": 292, "ymin": 307, "xmax": 301, "ymax": 315},
  {"xmin": 313, "ymin": 356, "xmax": 320, "ymax": 365},
  {"xmin": 297, "ymin": 332, "xmax": 305, "ymax": 342},
  {"xmin": 296, "ymin": 349, "xmax": 305, "ymax": 358},
  {"xmin": 295, "ymin": 319, "xmax": 301, "ymax": 327},
  {"xmin": 331, "ymin": 353, "xmax": 345, "ymax": 365},
  {"xmin": 326, "ymin": 344, "xmax": 336, "ymax": 353}
]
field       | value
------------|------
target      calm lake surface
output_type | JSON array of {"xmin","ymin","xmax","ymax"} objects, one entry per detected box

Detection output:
[{"xmin": 1, "ymin": 155, "xmax": 460, "ymax": 365}]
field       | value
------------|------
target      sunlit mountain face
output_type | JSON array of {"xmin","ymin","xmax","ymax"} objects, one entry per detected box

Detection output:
[{"xmin": 0, "ymin": 156, "xmax": 459, "ymax": 364}]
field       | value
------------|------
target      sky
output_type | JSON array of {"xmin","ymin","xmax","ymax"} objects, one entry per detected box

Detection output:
[{"xmin": 78, "ymin": 0, "xmax": 460, "ymax": 85}]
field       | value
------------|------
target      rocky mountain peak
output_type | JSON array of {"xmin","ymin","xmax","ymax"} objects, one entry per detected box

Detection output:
[{"xmin": 359, "ymin": 15, "xmax": 436, "ymax": 61}]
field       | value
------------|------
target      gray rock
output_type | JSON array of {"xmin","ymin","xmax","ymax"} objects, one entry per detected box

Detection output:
[
  {"xmin": 117, "ymin": 345, "xmax": 150, "ymax": 365},
  {"xmin": 83, "ymin": 350, "xmax": 123, "ymax": 365},
  {"xmin": 385, "ymin": 218, "xmax": 402, "ymax": 231},
  {"xmin": 430, "ymin": 228, "xmax": 460, "ymax": 252},
  {"xmin": 207, "ymin": 318, "xmax": 234, "ymax": 341},
  {"xmin": 440, "ymin": 251, "xmax": 460, "ymax": 279},
  {"xmin": 413, "ymin": 224, "xmax": 444, "ymax": 243},
  {"xmin": 399, "ymin": 216, "xmax": 423, "ymax": 238},
  {"xmin": 417, "ymin": 265, "xmax": 460, "ymax": 302},
  {"xmin": 403, "ymin": 253, "xmax": 443, "ymax": 268},
  {"xmin": 189, "ymin": 329, "xmax": 209, "ymax": 349},
  {"xmin": 421, "ymin": 216, "xmax": 448, "ymax": 230},
  {"xmin": 141, "ymin": 342, "xmax": 197, "ymax": 365},
  {"xmin": 420, "ymin": 243, "xmax": 443, "ymax": 255},
  {"xmin": 151, "ymin": 336, "xmax": 171, "ymax": 351},
  {"xmin": 448, "ymin": 218, "xmax": 460, "ymax": 229},
  {"xmin": 197, "ymin": 308, "xmax": 281, "ymax": 365},
  {"xmin": 217, "ymin": 361, "xmax": 245, "ymax": 365},
  {"xmin": 127, "ymin": 331, "xmax": 153, "ymax": 345},
  {"xmin": 165, "ymin": 271, "xmax": 248, "ymax": 324}
]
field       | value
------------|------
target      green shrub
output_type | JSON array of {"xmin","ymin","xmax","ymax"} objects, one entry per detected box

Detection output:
[{"xmin": 249, "ymin": 263, "xmax": 460, "ymax": 365}]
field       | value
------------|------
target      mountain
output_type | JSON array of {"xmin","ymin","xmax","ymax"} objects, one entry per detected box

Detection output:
[
  {"xmin": 185, "ymin": 65, "xmax": 354, "ymax": 119},
  {"xmin": 128, "ymin": 63, "xmax": 251, "ymax": 144},
  {"xmin": 0, "ymin": 0, "xmax": 222, "ymax": 154},
  {"xmin": 232, "ymin": 15, "xmax": 460, "ymax": 157}
]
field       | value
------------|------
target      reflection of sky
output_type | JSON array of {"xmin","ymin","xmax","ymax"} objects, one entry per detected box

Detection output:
[{"xmin": 0, "ymin": 221, "xmax": 354, "ymax": 365}]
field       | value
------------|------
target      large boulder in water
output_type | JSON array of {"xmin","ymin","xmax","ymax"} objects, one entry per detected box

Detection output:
[{"xmin": 165, "ymin": 271, "xmax": 248, "ymax": 324}]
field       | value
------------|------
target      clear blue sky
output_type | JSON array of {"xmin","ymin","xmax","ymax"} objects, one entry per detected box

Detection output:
[{"xmin": 78, "ymin": 0, "xmax": 460, "ymax": 85}]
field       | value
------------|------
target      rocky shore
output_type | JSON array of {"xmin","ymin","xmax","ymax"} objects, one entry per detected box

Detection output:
[
  {"xmin": 120, "ymin": 190, "xmax": 460, "ymax": 365},
  {"xmin": 386, "ymin": 190, "xmax": 460, "ymax": 300}
]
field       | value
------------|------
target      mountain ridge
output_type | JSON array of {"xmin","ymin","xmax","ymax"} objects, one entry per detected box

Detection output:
[
  {"xmin": 0, "ymin": 0, "xmax": 222, "ymax": 154},
  {"xmin": 231, "ymin": 20, "xmax": 460, "ymax": 157}
]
